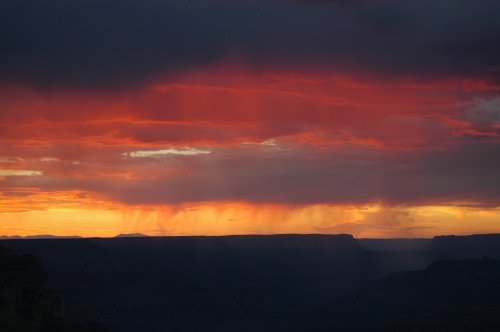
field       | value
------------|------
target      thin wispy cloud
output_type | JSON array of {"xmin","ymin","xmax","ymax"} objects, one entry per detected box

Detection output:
[
  {"xmin": 0, "ymin": 170, "xmax": 42, "ymax": 177},
  {"xmin": 123, "ymin": 148, "xmax": 211, "ymax": 158},
  {"xmin": 40, "ymin": 157, "xmax": 60, "ymax": 162}
]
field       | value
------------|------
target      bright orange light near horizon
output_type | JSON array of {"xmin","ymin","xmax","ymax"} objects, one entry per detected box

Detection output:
[{"xmin": 1, "ymin": 196, "xmax": 500, "ymax": 238}]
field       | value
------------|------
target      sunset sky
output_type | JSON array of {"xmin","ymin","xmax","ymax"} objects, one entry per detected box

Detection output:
[{"xmin": 1, "ymin": 0, "xmax": 499, "ymax": 238}]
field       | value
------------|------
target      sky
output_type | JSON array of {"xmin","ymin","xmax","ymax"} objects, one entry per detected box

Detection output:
[{"xmin": 1, "ymin": 0, "xmax": 499, "ymax": 238}]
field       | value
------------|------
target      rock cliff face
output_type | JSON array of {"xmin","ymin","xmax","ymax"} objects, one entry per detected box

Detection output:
[
  {"xmin": 0, "ymin": 245, "xmax": 63, "ymax": 332},
  {"xmin": 431, "ymin": 234, "xmax": 500, "ymax": 259},
  {"xmin": 347, "ymin": 257, "xmax": 500, "ymax": 331},
  {"xmin": 0, "ymin": 245, "xmax": 112, "ymax": 332}
]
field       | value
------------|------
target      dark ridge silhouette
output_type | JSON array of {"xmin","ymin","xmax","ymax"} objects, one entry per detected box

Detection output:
[
  {"xmin": 0, "ymin": 236, "xmax": 23, "ymax": 240},
  {"xmin": 1, "ymin": 235, "xmax": 376, "ymax": 331},
  {"xmin": 113, "ymin": 234, "xmax": 148, "ymax": 238},
  {"xmin": 343, "ymin": 257, "xmax": 500, "ymax": 331},
  {"xmin": 366, "ymin": 256, "xmax": 500, "ymax": 305},
  {"xmin": 2, "ymin": 234, "xmax": 500, "ymax": 331},
  {"xmin": 0, "ymin": 235, "xmax": 82, "ymax": 240},
  {"xmin": 431, "ymin": 234, "xmax": 500, "ymax": 259}
]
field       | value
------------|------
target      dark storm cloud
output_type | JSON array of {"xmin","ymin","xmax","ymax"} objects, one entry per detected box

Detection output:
[
  {"xmin": 283, "ymin": 0, "xmax": 372, "ymax": 5},
  {"xmin": 1, "ymin": 0, "xmax": 500, "ymax": 88},
  {"xmin": 110, "ymin": 142, "xmax": 500, "ymax": 207}
]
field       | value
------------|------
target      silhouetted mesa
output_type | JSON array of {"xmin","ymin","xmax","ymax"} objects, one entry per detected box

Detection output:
[
  {"xmin": 431, "ymin": 234, "xmax": 500, "ymax": 259},
  {"xmin": 113, "ymin": 233, "xmax": 148, "ymax": 238}
]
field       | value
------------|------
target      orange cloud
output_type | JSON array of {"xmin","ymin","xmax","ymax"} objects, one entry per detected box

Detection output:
[
  {"xmin": 1, "ymin": 68, "xmax": 499, "ymax": 237},
  {"xmin": 2, "ymin": 69, "xmax": 494, "ymax": 150}
]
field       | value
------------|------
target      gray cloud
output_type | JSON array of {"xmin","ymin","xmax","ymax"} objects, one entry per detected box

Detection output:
[
  {"xmin": 3, "ymin": 141, "xmax": 499, "ymax": 207},
  {"xmin": 466, "ymin": 98, "xmax": 500, "ymax": 124}
]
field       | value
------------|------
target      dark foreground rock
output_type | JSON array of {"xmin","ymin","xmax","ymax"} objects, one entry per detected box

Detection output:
[
  {"xmin": 3, "ymin": 234, "xmax": 500, "ymax": 331},
  {"xmin": 0, "ymin": 245, "xmax": 111, "ymax": 332}
]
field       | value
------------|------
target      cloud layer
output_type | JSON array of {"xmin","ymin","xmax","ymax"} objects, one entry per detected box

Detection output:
[{"xmin": 1, "ymin": 0, "xmax": 500, "ymax": 236}]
